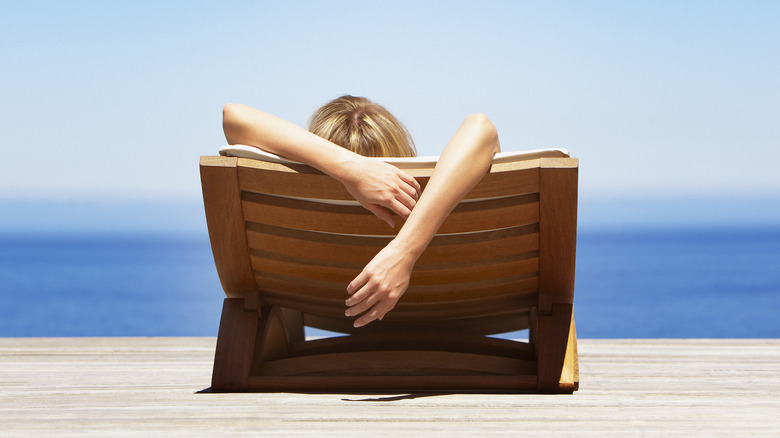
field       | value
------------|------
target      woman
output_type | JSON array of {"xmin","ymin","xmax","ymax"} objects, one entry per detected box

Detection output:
[{"xmin": 222, "ymin": 96, "xmax": 500, "ymax": 328}]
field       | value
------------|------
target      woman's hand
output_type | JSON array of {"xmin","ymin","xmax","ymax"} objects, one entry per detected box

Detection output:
[
  {"xmin": 339, "ymin": 157, "xmax": 421, "ymax": 227},
  {"xmin": 345, "ymin": 240, "xmax": 415, "ymax": 327}
]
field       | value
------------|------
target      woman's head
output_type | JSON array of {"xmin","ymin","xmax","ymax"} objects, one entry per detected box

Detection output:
[{"xmin": 308, "ymin": 95, "xmax": 416, "ymax": 157}]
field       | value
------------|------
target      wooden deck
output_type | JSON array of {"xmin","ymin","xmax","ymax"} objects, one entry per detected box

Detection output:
[{"xmin": 1, "ymin": 338, "xmax": 778, "ymax": 436}]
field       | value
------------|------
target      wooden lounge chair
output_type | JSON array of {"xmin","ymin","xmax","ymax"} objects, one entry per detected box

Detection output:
[{"xmin": 200, "ymin": 147, "xmax": 579, "ymax": 393}]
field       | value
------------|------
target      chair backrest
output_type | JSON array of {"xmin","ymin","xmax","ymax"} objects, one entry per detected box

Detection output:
[{"xmin": 200, "ymin": 152, "xmax": 578, "ymax": 335}]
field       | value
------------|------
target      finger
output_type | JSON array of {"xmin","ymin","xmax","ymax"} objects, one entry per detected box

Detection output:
[
  {"xmin": 345, "ymin": 282, "xmax": 372, "ymax": 306},
  {"xmin": 388, "ymin": 198, "xmax": 412, "ymax": 219},
  {"xmin": 363, "ymin": 204, "xmax": 395, "ymax": 228},
  {"xmin": 374, "ymin": 307, "xmax": 390, "ymax": 322},
  {"xmin": 354, "ymin": 301, "xmax": 393, "ymax": 328},
  {"xmin": 345, "ymin": 291, "xmax": 381, "ymax": 317},
  {"xmin": 397, "ymin": 171, "xmax": 422, "ymax": 196},
  {"xmin": 346, "ymin": 271, "xmax": 368, "ymax": 296},
  {"xmin": 395, "ymin": 189, "xmax": 417, "ymax": 212},
  {"xmin": 398, "ymin": 177, "xmax": 420, "ymax": 201}
]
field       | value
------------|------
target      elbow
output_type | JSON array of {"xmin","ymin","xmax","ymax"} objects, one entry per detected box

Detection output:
[
  {"xmin": 222, "ymin": 103, "xmax": 240, "ymax": 127},
  {"xmin": 465, "ymin": 113, "xmax": 496, "ymax": 135},
  {"xmin": 222, "ymin": 103, "xmax": 242, "ymax": 144},
  {"xmin": 464, "ymin": 113, "xmax": 500, "ymax": 154}
]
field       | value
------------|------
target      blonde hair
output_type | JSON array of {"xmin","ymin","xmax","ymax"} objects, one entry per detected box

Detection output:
[{"xmin": 308, "ymin": 95, "xmax": 416, "ymax": 157}]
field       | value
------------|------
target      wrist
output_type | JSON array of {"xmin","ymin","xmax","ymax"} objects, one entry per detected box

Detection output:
[
  {"xmin": 326, "ymin": 149, "xmax": 364, "ymax": 184},
  {"xmin": 389, "ymin": 232, "xmax": 428, "ymax": 265}
]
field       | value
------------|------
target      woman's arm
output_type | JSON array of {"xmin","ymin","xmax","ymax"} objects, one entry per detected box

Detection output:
[
  {"xmin": 345, "ymin": 113, "xmax": 501, "ymax": 327},
  {"xmin": 222, "ymin": 103, "xmax": 421, "ymax": 226}
]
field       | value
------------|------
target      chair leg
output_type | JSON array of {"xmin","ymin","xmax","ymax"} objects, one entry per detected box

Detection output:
[
  {"xmin": 535, "ymin": 303, "xmax": 578, "ymax": 393},
  {"xmin": 211, "ymin": 298, "xmax": 260, "ymax": 391}
]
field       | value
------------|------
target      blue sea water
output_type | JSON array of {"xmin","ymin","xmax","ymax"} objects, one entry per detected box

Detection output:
[
  {"xmin": 1, "ymin": 227, "xmax": 778, "ymax": 338},
  {"xmin": 0, "ymin": 234, "xmax": 222, "ymax": 337},
  {"xmin": 575, "ymin": 227, "xmax": 780, "ymax": 338}
]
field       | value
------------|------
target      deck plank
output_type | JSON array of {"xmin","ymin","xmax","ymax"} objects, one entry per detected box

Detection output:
[{"xmin": 1, "ymin": 338, "xmax": 779, "ymax": 436}]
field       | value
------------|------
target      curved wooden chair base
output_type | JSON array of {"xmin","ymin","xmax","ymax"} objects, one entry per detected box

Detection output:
[{"xmin": 210, "ymin": 299, "xmax": 578, "ymax": 393}]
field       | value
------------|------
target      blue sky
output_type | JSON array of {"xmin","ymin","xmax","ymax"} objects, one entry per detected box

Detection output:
[{"xmin": 1, "ymin": 0, "xmax": 778, "ymax": 232}]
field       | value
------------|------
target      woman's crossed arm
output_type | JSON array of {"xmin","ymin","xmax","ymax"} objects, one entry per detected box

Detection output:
[{"xmin": 345, "ymin": 113, "xmax": 501, "ymax": 327}]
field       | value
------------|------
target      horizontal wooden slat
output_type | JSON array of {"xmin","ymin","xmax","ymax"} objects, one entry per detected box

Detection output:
[
  {"xmin": 241, "ymin": 191, "xmax": 539, "ymax": 235},
  {"xmin": 245, "ymin": 374, "xmax": 539, "ymax": 392},
  {"xmin": 388, "ymin": 300, "xmax": 537, "ymax": 321},
  {"xmin": 416, "ymin": 250, "xmax": 538, "ymax": 271},
  {"xmin": 260, "ymin": 290, "xmax": 539, "ymax": 319},
  {"xmin": 289, "ymin": 332, "xmax": 533, "ymax": 359},
  {"xmin": 255, "ymin": 272, "xmax": 538, "ymax": 321},
  {"xmin": 257, "ymin": 350, "xmax": 537, "ymax": 376},
  {"xmin": 247, "ymin": 222, "xmax": 390, "ymax": 247},
  {"xmin": 250, "ymin": 252, "xmax": 538, "ymax": 285},
  {"xmin": 246, "ymin": 227, "xmax": 539, "ymax": 266},
  {"xmin": 236, "ymin": 157, "xmax": 541, "ymax": 201},
  {"xmin": 468, "ymin": 161, "xmax": 540, "ymax": 199},
  {"xmin": 250, "ymin": 248, "xmax": 537, "ymax": 271},
  {"xmin": 303, "ymin": 312, "xmax": 530, "ymax": 335},
  {"xmin": 252, "ymin": 257, "xmax": 361, "ymax": 284},
  {"xmin": 245, "ymin": 222, "xmax": 539, "ymax": 264},
  {"xmin": 257, "ymin": 294, "xmax": 533, "ymax": 322},
  {"xmin": 255, "ymin": 269, "xmax": 537, "ymax": 300},
  {"xmin": 440, "ymin": 194, "xmax": 538, "ymax": 233},
  {"xmin": 237, "ymin": 159, "xmax": 353, "ymax": 200}
]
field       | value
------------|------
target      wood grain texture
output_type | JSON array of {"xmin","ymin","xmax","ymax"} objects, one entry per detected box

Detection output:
[
  {"xmin": 235, "ymin": 157, "xmax": 542, "ymax": 201},
  {"xmin": 1, "ymin": 338, "xmax": 778, "ymax": 436},
  {"xmin": 200, "ymin": 154, "xmax": 579, "ymax": 392},
  {"xmin": 199, "ymin": 157, "xmax": 257, "ymax": 303},
  {"xmin": 535, "ymin": 304, "xmax": 576, "ymax": 392},
  {"xmin": 289, "ymin": 332, "xmax": 534, "ymax": 358},
  {"xmin": 246, "ymin": 222, "xmax": 540, "ymax": 266},
  {"xmin": 257, "ymin": 350, "xmax": 537, "ymax": 377},
  {"xmin": 250, "ymin": 253, "xmax": 537, "ymax": 286},
  {"xmin": 211, "ymin": 298, "xmax": 260, "ymax": 390},
  {"xmin": 538, "ymin": 158, "xmax": 579, "ymax": 312},
  {"xmin": 303, "ymin": 312, "xmax": 530, "ymax": 336},
  {"xmin": 240, "ymin": 191, "xmax": 539, "ymax": 235}
]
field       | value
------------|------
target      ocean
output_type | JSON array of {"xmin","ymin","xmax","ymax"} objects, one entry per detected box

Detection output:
[{"xmin": 1, "ymin": 227, "xmax": 778, "ymax": 338}]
